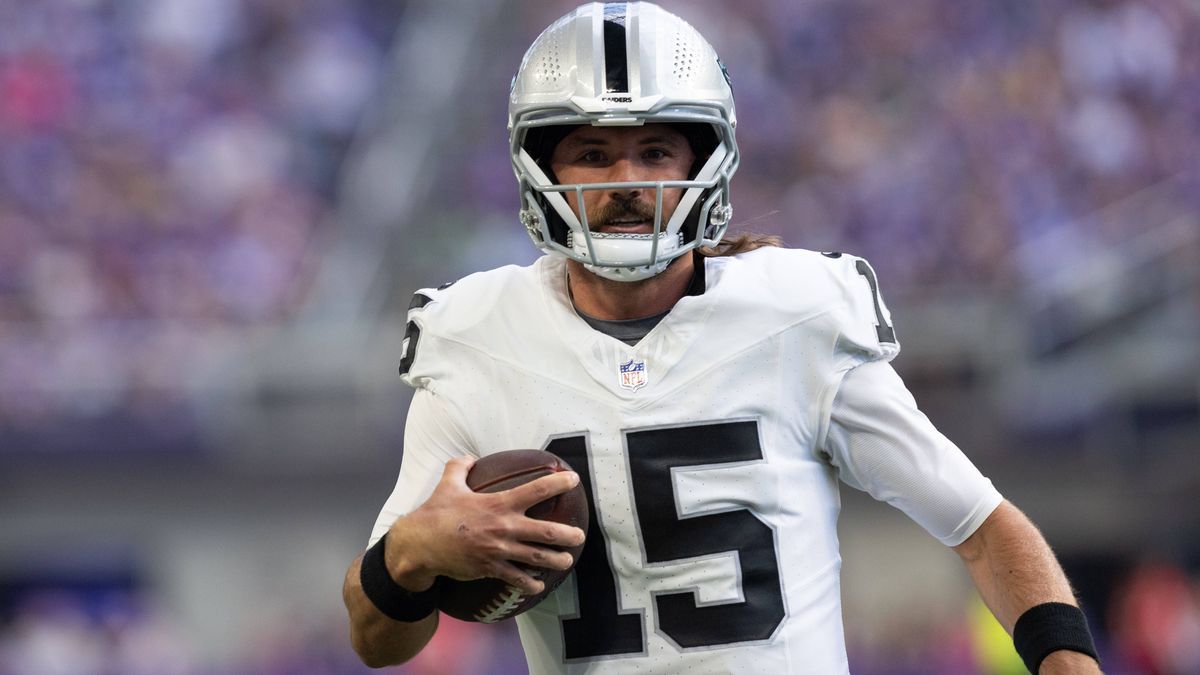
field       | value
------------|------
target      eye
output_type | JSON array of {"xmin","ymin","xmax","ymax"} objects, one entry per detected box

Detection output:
[
  {"xmin": 579, "ymin": 150, "xmax": 605, "ymax": 163},
  {"xmin": 643, "ymin": 148, "xmax": 670, "ymax": 161}
]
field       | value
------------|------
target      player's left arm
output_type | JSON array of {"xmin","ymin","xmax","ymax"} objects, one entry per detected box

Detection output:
[
  {"xmin": 823, "ymin": 360, "xmax": 1100, "ymax": 674},
  {"xmin": 952, "ymin": 501, "xmax": 1102, "ymax": 674},
  {"xmin": 826, "ymin": 257, "xmax": 1099, "ymax": 672}
]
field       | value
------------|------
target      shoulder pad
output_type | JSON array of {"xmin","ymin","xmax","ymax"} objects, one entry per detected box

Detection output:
[
  {"xmin": 396, "ymin": 264, "xmax": 539, "ymax": 388},
  {"xmin": 398, "ymin": 282, "xmax": 453, "ymax": 382},
  {"xmin": 819, "ymin": 251, "xmax": 899, "ymax": 360}
]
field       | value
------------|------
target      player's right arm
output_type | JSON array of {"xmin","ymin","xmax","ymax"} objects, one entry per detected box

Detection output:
[
  {"xmin": 342, "ymin": 392, "xmax": 585, "ymax": 667},
  {"xmin": 342, "ymin": 549, "xmax": 439, "ymax": 667}
]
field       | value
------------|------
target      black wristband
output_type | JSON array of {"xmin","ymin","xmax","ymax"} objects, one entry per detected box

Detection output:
[
  {"xmin": 359, "ymin": 534, "xmax": 440, "ymax": 622},
  {"xmin": 1013, "ymin": 602, "xmax": 1099, "ymax": 674}
]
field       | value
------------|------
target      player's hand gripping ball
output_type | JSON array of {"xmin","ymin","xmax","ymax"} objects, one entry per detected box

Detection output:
[{"xmin": 437, "ymin": 449, "xmax": 589, "ymax": 623}]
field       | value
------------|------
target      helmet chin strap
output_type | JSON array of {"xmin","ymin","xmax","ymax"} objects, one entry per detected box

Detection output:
[
  {"xmin": 585, "ymin": 261, "xmax": 669, "ymax": 283},
  {"xmin": 569, "ymin": 231, "xmax": 683, "ymax": 282}
]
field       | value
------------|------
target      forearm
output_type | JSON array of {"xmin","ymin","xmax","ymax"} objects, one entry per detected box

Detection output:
[
  {"xmin": 954, "ymin": 500, "xmax": 1076, "ymax": 630},
  {"xmin": 342, "ymin": 461, "xmax": 584, "ymax": 667},
  {"xmin": 342, "ymin": 553, "xmax": 438, "ymax": 668},
  {"xmin": 954, "ymin": 500, "xmax": 1101, "ymax": 673}
]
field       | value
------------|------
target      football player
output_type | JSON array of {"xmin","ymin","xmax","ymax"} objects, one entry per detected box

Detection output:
[{"xmin": 343, "ymin": 3, "xmax": 1102, "ymax": 673}]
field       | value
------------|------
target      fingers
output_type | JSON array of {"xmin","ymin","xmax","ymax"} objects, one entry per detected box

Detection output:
[
  {"xmin": 504, "ymin": 542, "xmax": 576, "ymax": 572},
  {"xmin": 439, "ymin": 455, "xmax": 477, "ymax": 488},
  {"xmin": 421, "ymin": 457, "xmax": 585, "ymax": 593},
  {"xmin": 504, "ymin": 470, "xmax": 580, "ymax": 509},
  {"xmin": 490, "ymin": 561, "xmax": 546, "ymax": 596},
  {"xmin": 513, "ymin": 518, "xmax": 587, "ymax": 549}
]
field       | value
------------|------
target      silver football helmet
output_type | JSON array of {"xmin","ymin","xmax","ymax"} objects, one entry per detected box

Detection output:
[{"xmin": 509, "ymin": 2, "xmax": 738, "ymax": 282}]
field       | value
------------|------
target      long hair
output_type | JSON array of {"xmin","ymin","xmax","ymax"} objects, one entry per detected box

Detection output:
[{"xmin": 699, "ymin": 231, "xmax": 783, "ymax": 257}]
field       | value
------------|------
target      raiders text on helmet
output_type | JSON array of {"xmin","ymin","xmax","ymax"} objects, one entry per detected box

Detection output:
[{"xmin": 509, "ymin": 2, "xmax": 738, "ymax": 282}]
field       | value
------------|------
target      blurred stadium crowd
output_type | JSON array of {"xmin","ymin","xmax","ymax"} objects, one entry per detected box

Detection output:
[
  {"xmin": 0, "ymin": 0, "xmax": 398, "ymax": 435},
  {"xmin": 3, "ymin": 0, "xmax": 1196, "ymax": 432},
  {"xmin": 1, "ymin": 0, "xmax": 1198, "ymax": 673}
]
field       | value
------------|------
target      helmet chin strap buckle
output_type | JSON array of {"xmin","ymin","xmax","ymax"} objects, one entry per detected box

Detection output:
[
  {"xmin": 520, "ymin": 210, "xmax": 542, "ymax": 240},
  {"xmin": 710, "ymin": 205, "xmax": 732, "ymax": 227}
]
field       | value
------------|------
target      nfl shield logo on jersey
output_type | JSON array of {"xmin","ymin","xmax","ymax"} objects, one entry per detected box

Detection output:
[{"xmin": 618, "ymin": 358, "xmax": 648, "ymax": 391}]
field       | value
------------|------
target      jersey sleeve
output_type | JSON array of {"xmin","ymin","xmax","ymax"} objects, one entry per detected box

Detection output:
[
  {"xmin": 826, "ymin": 253, "xmax": 900, "ymax": 366},
  {"xmin": 398, "ymin": 284, "xmax": 450, "ymax": 391},
  {"xmin": 367, "ymin": 388, "xmax": 479, "ymax": 547},
  {"xmin": 822, "ymin": 359, "xmax": 1003, "ymax": 546}
]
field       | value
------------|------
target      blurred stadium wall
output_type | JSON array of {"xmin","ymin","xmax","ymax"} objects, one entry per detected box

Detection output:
[{"xmin": 1, "ymin": 1, "xmax": 1197, "ymax": 673}]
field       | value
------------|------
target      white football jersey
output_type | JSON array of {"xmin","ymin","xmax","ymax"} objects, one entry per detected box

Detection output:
[{"xmin": 371, "ymin": 249, "xmax": 1001, "ymax": 675}]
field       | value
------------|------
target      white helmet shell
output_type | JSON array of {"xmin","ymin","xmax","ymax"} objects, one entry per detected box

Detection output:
[{"xmin": 509, "ymin": 2, "xmax": 738, "ymax": 282}]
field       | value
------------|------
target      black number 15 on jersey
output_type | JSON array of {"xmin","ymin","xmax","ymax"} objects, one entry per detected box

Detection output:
[{"xmin": 545, "ymin": 420, "xmax": 786, "ymax": 660}]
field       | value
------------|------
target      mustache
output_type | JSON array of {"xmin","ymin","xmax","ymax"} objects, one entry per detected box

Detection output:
[{"xmin": 591, "ymin": 198, "xmax": 657, "ymax": 228}]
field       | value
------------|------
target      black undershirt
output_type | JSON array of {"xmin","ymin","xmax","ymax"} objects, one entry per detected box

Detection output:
[{"xmin": 574, "ymin": 254, "xmax": 707, "ymax": 346}]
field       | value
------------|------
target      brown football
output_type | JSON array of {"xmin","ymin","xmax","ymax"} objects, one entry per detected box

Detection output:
[{"xmin": 437, "ymin": 449, "xmax": 589, "ymax": 623}]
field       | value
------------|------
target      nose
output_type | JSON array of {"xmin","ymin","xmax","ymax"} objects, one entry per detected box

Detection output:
[{"xmin": 606, "ymin": 157, "xmax": 642, "ymax": 202}]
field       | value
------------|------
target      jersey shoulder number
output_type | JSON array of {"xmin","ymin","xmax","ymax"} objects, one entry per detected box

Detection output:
[
  {"xmin": 819, "ymin": 251, "xmax": 899, "ymax": 358},
  {"xmin": 397, "ymin": 278, "xmax": 458, "ymax": 384},
  {"xmin": 396, "ymin": 262, "xmax": 546, "ymax": 387}
]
